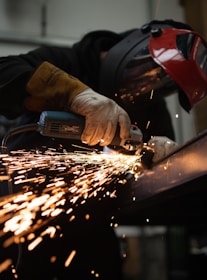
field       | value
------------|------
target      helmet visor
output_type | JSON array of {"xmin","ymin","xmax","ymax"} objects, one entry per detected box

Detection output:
[
  {"xmin": 149, "ymin": 28, "xmax": 207, "ymax": 109},
  {"xmin": 117, "ymin": 54, "xmax": 176, "ymax": 105}
]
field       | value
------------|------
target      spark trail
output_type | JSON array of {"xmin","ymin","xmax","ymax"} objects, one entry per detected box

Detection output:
[{"xmin": 0, "ymin": 147, "xmax": 143, "ymax": 273}]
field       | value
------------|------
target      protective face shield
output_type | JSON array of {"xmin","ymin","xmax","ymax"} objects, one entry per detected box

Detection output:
[{"xmin": 99, "ymin": 24, "xmax": 207, "ymax": 112}]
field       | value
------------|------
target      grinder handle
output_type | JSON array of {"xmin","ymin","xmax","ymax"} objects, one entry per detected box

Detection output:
[{"xmin": 38, "ymin": 111, "xmax": 142, "ymax": 148}]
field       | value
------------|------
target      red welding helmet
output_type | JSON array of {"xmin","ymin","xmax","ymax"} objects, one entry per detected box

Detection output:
[{"xmin": 99, "ymin": 20, "xmax": 207, "ymax": 112}]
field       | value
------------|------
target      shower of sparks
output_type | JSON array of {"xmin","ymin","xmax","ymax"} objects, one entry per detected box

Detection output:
[
  {"xmin": 0, "ymin": 146, "xmax": 143, "ymax": 272},
  {"xmin": 65, "ymin": 250, "xmax": 76, "ymax": 267},
  {"xmin": 150, "ymin": 89, "xmax": 154, "ymax": 99}
]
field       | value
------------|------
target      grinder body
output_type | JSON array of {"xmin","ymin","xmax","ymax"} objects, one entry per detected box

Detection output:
[
  {"xmin": 2, "ymin": 111, "xmax": 177, "ymax": 167},
  {"xmin": 38, "ymin": 111, "xmax": 143, "ymax": 152}
]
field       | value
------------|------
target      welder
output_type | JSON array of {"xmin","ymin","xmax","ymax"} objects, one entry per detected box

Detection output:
[{"xmin": 0, "ymin": 18, "xmax": 206, "ymax": 280}]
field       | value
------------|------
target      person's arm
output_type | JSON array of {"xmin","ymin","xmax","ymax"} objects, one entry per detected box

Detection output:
[
  {"xmin": 0, "ymin": 46, "xmax": 77, "ymax": 118},
  {"xmin": 0, "ymin": 48, "xmax": 131, "ymax": 146},
  {"xmin": 25, "ymin": 61, "xmax": 131, "ymax": 146}
]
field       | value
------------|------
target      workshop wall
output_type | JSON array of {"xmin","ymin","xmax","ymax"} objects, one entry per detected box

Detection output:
[
  {"xmin": 0, "ymin": 0, "xmax": 196, "ymax": 145},
  {"xmin": 0, "ymin": 0, "xmax": 149, "ymax": 42},
  {"xmin": 0, "ymin": 0, "xmax": 184, "ymax": 40}
]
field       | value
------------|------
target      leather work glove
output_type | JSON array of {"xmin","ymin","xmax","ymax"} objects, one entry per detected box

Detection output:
[
  {"xmin": 70, "ymin": 88, "xmax": 131, "ymax": 146},
  {"xmin": 25, "ymin": 61, "xmax": 131, "ymax": 146},
  {"xmin": 147, "ymin": 136, "xmax": 179, "ymax": 163}
]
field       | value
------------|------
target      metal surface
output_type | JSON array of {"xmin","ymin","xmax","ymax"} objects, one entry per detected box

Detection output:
[{"xmin": 116, "ymin": 129, "xmax": 207, "ymax": 224}]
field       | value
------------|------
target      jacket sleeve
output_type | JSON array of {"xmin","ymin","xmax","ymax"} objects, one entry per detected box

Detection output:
[{"xmin": 0, "ymin": 46, "xmax": 79, "ymax": 119}]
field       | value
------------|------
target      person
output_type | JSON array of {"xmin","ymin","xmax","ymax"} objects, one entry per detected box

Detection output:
[
  {"xmin": 1, "ymin": 19, "xmax": 191, "ymax": 151},
  {"xmin": 0, "ymin": 19, "xmax": 197, "ymax": 280}
]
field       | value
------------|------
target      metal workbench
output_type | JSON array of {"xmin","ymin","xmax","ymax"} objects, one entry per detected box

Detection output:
[{"xmin": 116, "ymin": 129, "xmax": 207, "ymax": 225}]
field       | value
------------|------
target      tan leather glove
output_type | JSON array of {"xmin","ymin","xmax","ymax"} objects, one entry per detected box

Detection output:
[
  {"xmin": 25, "ymin": 61, "xmax": 88, "ymax": 112},
  {"xmin": 25, "ymin": 61, "xmax": 131, "ymax": 146}
]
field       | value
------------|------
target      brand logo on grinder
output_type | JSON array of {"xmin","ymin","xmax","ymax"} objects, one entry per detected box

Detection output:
[{"xmin": 61, "ymin": 124, "xmax": 80, "ymax": 134}]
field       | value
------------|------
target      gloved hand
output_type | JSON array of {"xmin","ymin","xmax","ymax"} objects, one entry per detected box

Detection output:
[
  {"xmin": 25, "ymin": 61, "xmax": 131, "ymax": 146},
  {"xmin": 70, "ymin": 88, "xmax": 131, "ymax": 146},
  {"xmin": 147, "ymin": 136, "xmax": 179, "ymax": 163}
]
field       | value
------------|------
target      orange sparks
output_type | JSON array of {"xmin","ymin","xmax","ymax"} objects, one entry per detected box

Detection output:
[
  {"xmin": 0, "ymin": 147, "xmax": 143, "ymax": 263},
  {"xmin": 64, "ymin": 250, "xmax": 76, "ymax": 267}
]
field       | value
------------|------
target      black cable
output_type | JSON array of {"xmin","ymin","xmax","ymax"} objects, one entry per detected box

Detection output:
[{"xmin": 1, "ymin": 123, "xmax": 39, "ymax": 153}]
